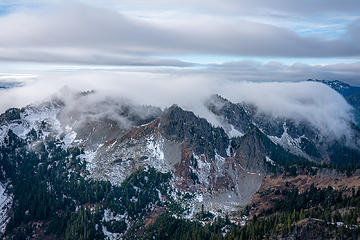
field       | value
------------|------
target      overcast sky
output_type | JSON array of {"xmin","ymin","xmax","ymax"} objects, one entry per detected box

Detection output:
[
  {"xmin": 0, "ymin": 0, "xmax": 359, "ymax": 85},
  {"xmin": 0, "ymin": 0, "xmax": 359, "ymax": 137}
]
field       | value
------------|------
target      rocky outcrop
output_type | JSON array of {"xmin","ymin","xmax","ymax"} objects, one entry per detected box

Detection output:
[
  {"xmin": 0, "ymin": 108, "xmax": 21, "ymax": 123},
  {"xmin": 160, "ymin": 105, "xmax": 229, "ymax": 158},
  {"xmin": 234, "ymin": 127, "xmax": 269, "ymax": 173}
]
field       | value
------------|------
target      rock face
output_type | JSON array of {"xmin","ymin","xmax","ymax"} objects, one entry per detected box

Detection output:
[
  {"xmin": 159, "ymin": 105, "xmax": 229, "ymax": 158},
  {"xmin": 234, "ymin": 127, "xmax": 270, "ymax": 173},
  {"xmin": 84, "ymin": 103, "xmax": 263, "ymax": 213},
  {"xmin": 0, "ymin": 109, "xmax": 21, "ymax": 123}
]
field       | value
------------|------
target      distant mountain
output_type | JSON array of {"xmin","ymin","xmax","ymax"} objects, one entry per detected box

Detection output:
[
  {"xmin": 307, "ymin": 79, "xmax": 360, "ymax": 96},
  {"xmin": 1, "ymin": 92, "xmax": 360, "ymax": 239},
  {"xmin": 0, "ymin": 81, "xmax": 24, "ymax": 89},
  {"xmin": 308, "ymin": 79, "xmax": 360, "ymax": 124},
  {"xmin": 206, "ymin": 94, "xmax": 360, "ymax": 165}
]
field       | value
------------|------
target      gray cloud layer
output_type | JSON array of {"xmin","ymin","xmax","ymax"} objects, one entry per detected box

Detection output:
[
  {"xmin": 202, "ymin": 61, "xmax": 360, "ymax": 85},
  {"xmin": 0, "ymin": 1, "xmax": 359, "ymax": 66}
]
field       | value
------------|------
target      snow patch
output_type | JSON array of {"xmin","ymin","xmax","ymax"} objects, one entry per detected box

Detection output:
[
  {"xmin": 226, "ymin": 144, "xmax": 232, "ymax": 157},
  {"xmin": 0, "ymin": 183, "xmax": 12, "ymax": 235},
  {"xmin": 269, "ymin": 122, "xmax": 302, "ymax": 156},
  {"xmin": 196, "ymin": 194, "xmax": 204, "ymax": 203},
  {"xmin": 145, "ymin": 135, "xmax": 171, "ymax": 173},
  {"xmin": 62, "ymin": 126, "xmax": 77, "ymax": 148},
  {"xmin": 102, "ymin": 225, "xmax": 122, "ymax": 240},
  {"xmin": 102, "ymin": 209, "xmax": 129, "ymax": 240},
  {"xmin": 146, "ymin": 136, "xmax": 164, "ymax": 162},
  {"xmin": 103, "ymin": 208, "xmax": 126, "ymax": 222},
  {"xmin": 227, "ymin": 125, "xmax": 244, "ymax": 138},
  {"xmin": 195, "ymin": 153, "xmax": 211, "ymax": 186},
  {"xmin": 265, "ymin": 156, "xmax": 276, "ymax": 166},
  {"xmin": 0, "ymin": 102, "xmax": 62, "ymax": 145}
]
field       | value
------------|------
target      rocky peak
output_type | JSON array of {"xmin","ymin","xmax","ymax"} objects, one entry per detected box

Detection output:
[
  {"xmin": 0, "ymin": 108, "xmax": 22, "ymax": 123},
  {"xmin": 160, "ymin": 104, "xmax": 229, "ymax": 158}
]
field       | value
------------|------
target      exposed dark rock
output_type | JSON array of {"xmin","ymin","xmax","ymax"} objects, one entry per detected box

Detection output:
[
  {"xmin": 159, "ymin": 105, "xmax": 229, "ymax": 158},
  {"xmin": 234, "ymin": 126, "xmax": 310, "ymax": 174},
  {"xmin": 113, "ymin": 158, "xmax": 123, "ymax": 164},
  {"xmin": 235, "ymin": 127, "xmax": 269, "ymax": 173},
  {"xmin": 0, "ymin": 108, "xmax": 21, "ymax": 123}
]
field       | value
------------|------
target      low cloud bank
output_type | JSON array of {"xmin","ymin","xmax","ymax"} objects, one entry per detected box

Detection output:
[{"xmin": 0, "ymin": 69, "xmax": 353, "ymax": 139}]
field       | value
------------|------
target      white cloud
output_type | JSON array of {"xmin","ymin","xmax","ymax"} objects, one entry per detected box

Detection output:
[
  {"xmin": 0, "ymin": 68, "xmax": 354, "ymax": 139},
  {"xmin": 219, "ymin": 81, "xmax": 352, "ymax": 138}
]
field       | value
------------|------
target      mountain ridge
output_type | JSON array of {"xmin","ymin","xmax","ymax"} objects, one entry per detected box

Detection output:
[{"xmin": 1, "ymin": 91, "xmax": 360, "ymax": 239}]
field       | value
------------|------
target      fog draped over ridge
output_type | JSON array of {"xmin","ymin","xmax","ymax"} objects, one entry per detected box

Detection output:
[{"xmin": 0, "ymin": 70, "xmax": 353, "ymax": 139}]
